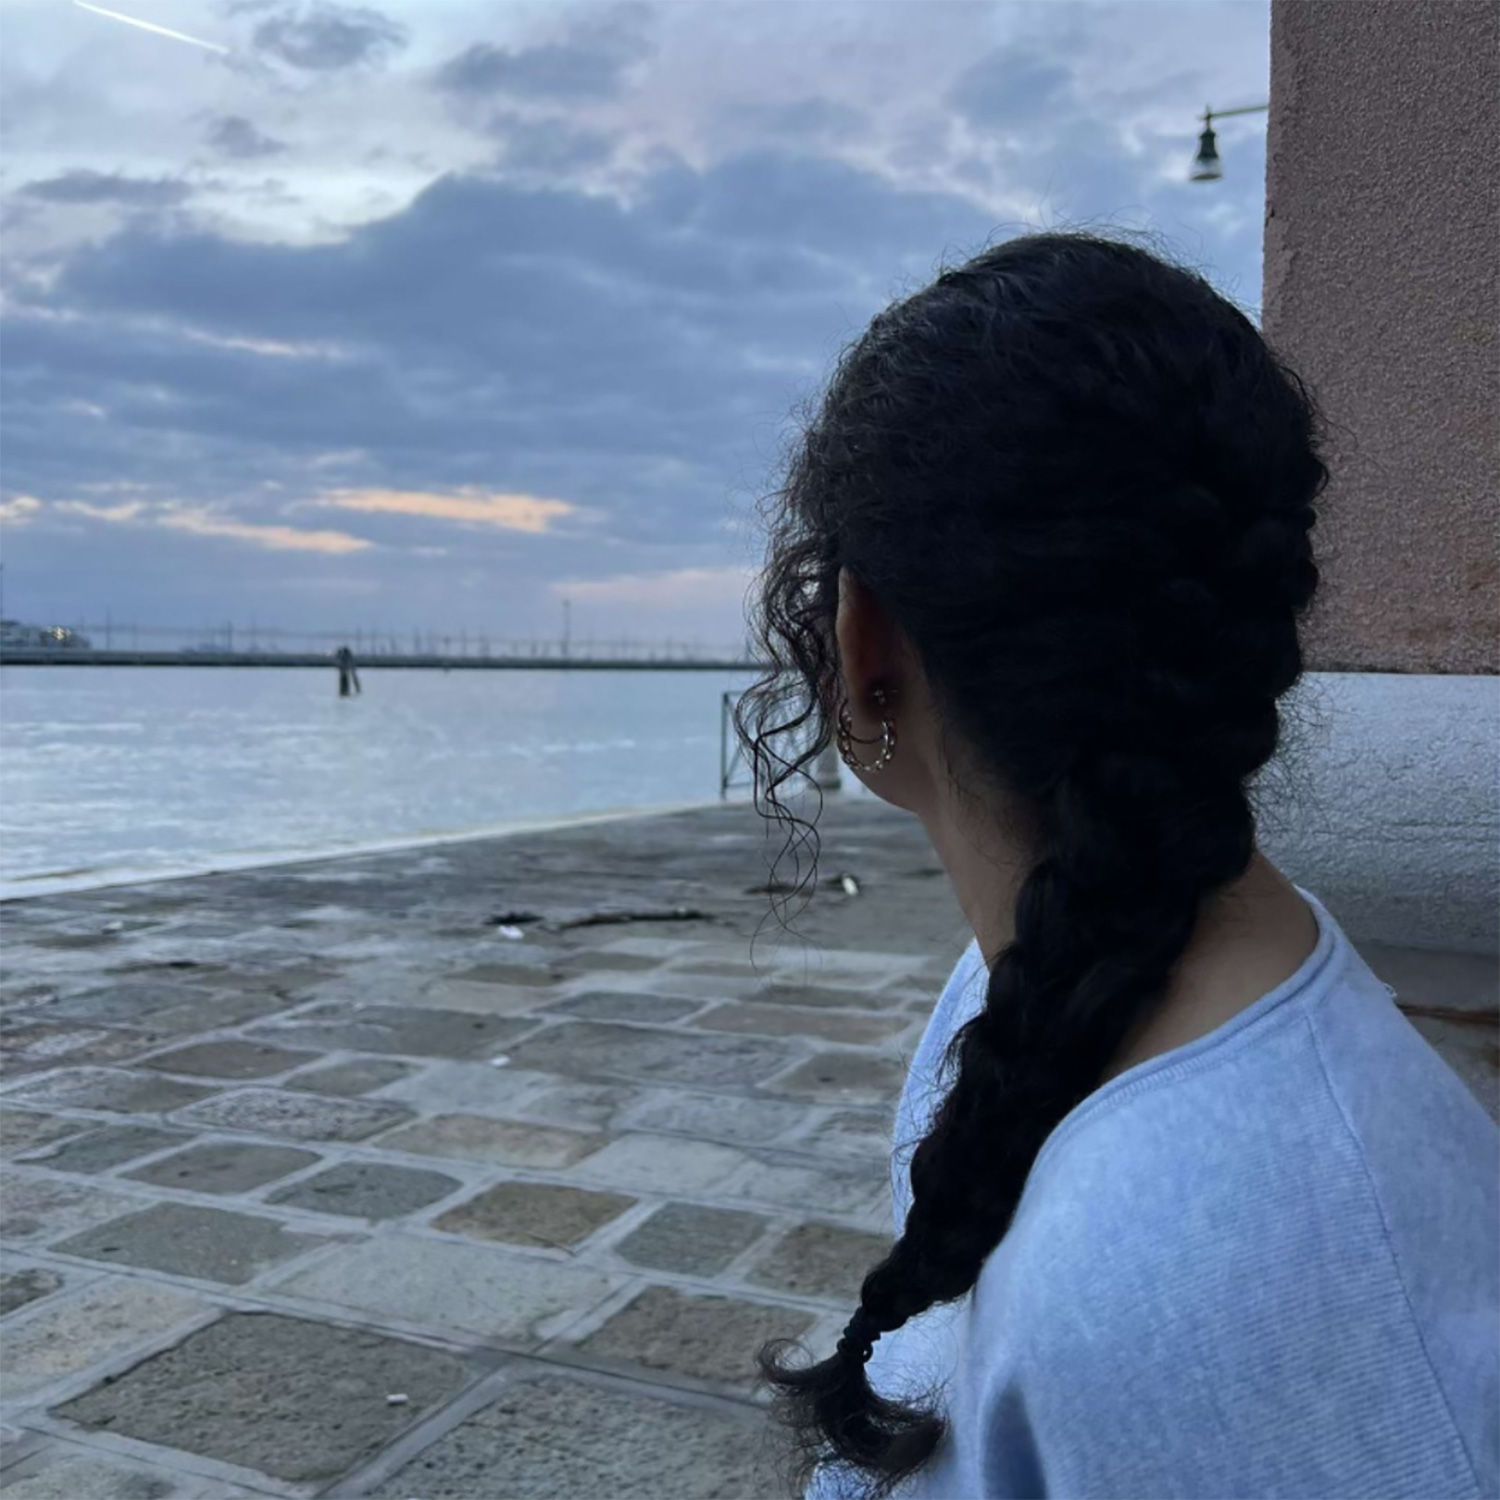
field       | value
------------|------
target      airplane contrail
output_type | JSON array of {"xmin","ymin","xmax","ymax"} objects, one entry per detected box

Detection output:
[{"xmin": 72, "ymin": 2, "xmax": 230, "ymax": 55}]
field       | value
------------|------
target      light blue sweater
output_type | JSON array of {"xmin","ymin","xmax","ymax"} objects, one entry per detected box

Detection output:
[{"xmin": 814, "ymin": 885, "xmax": 1499, "ymax": 1499}]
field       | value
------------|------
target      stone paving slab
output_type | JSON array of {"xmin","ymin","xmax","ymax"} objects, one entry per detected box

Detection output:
[
  {"xmin": 0, "ymin": 1265, "xmax": 64, "ymax": 1317},
  {"xmin": 14, "ymin": 1124, "xmax": 191, "ymax": 1175},
  {"xmin": 378, "ymin": 1113, "xmax": 605, "ymax": 1169},
  {"xmin": 56, "ymin": 1312, "xmax": 471, "ymax": 1486},
  {"xmin": 0, "ymin": 1109, "xmax": 92, "ymax": 1160},
  {"xmin": 569, "ymin": 1132, "xmax": 749, "ymax": 1196},
  {"xmin": 761, "ymin": 1050, "xmax": 909, "ymax": 1105},
  {"xmin": 0, "ymin": 1275, "xmax": 210, "ymax": 1401},
  {"xmin": 246, "ymin": 1004, "xmax": 534, "ymax": 1060},
  {"xmin": 281, "ymin": 1057, "xmax": 414, "ymax": 1096},
  {"xmin": 51, "ymin": 1202, "xmax": 329, "ymax": 1285},
  {"xmin": 267, "ymin": 1161, "xmax": 462, "ymax": 1221},
  {"xmin": 613, "ymin": 1203, "xmax": 768, "ymax": 1276},
  {"xmin": 692, "ymin": 999, "xmax": 911, "ymax": 1045},
  {"xmin": 124, "ymin": 1141, "xmax": 321, "ymax": 1195},
  {"xmin": 717, "ymin": 1155, "xmax": 888, "ymax": 1220},
  {"xmin": 268, "ymin": 1233, "xmax": 623, "ymax": 1344},
  {"xmin": 754, "ymin": 979, "xmax": 914, "ymax": 1011},
  {"xmin": 413, "ymin": 978, "xmax": 557, "ymax": 1015},
  {"xmin": 743, "ymin": 1222, "xmax": 894, "ymax": 1302},
  {"xmin": 791, "ymin": 1108, "xmax": 894, "ymax": 1160},
  {"xmin": 0, "ymin": 1173, "xmax": 139, "ymax": 1246},
  {"xmin": 173, "ymin": 1088, "xmax": 413, "ymax": 1142},
  {"xmin": 504, "ymin": 1020, "xmax": 799, "ymax": 1088},
  {"xmin": 571, "ymin": 1285, "xmax": 817, "ymax": 1389},
  {"xmin": 615, "ymin": 1088, "xmax": 811, "ymax": 1147},
  {"xmin": 545, "ymin": 991, "xmax": 707, "ymax": 1024},
  {"xmin": 367, "ymin": 1369, "xmax": 775, "ymax": 1499},
  {"xmin": 372, "ymin": 1060, "xmax": 555, "ymax": 1116},
  {"xmin": 0, "ymin": 1069, "xmax": 217, "ymax": 1116},
  {"xmin": 0, "ymin": 1443, "xmax": 271, "ymax": 1500},
  {"xmin": 27, "ymin": 984, "xmax": 220, "ymax": 1025},
  {"xmin": 433, "ymin": 1181, "xmax": 637, "ymax": 1250},
  {"xmin": 0, "ymin": 1022, "xmax": 162, "ymax": 1078},
  {"xmin": 137, "ymin": 1040, "xmax": 319, "ymax": 1080},
  {"xmin": 142, "ymin": 990, "xmax": 310, "ymax": 1036},
  {"xmin": 505, "ymin": 1077, "xmax": 639, "ymax": 1131}
]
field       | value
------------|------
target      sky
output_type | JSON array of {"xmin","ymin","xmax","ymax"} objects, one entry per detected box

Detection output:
[{"xmin": 0, "ymin": 0, "xmax": 1273, "ymax": 648}]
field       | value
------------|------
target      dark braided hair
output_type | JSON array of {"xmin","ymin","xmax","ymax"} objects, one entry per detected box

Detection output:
[{"xmin": 732, "ymin": 228, "xmax": 1327, "ymax": 1497}]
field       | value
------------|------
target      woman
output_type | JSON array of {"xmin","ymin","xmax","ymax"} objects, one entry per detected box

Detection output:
[{"xmin": 734, "ymin": 230, "xmax": 1498, "ymax": 1500}]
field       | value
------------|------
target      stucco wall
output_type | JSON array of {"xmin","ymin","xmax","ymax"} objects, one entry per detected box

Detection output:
[
  {"xmin": 1254, "ymin": 672, "xmax": 1498, "ymax": 955},
  {"xmin": 1262, "ymin": 0, "xmax": 1498, "ymax": 674}
]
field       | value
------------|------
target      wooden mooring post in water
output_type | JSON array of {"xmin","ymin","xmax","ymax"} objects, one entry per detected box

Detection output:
[{"xmin": 336, "ymin": 645, "xmax": 361, "ymax": 697}]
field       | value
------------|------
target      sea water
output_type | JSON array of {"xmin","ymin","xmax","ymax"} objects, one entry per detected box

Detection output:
[{"xmin": 0, "ymin": 665, "xmax": 798, "ymax": 897}]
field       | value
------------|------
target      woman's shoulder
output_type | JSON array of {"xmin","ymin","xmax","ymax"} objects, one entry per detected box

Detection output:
[{"xmin": 968, "ymin": 953, "xmax": 1498, "ymax": 1499}]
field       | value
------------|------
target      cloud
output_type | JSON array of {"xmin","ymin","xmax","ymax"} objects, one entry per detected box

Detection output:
[
  {"xmin": 12, "ymin": 493, "xmax": 373, "ymax": 554},
  {"xmin": 251, "ymin": 2, "xmax": 409, "ymax": 72},
  {"xmin": 206, "ymin": 115, "xmax": 288, "ymax": 160},
  {"xmin": 946, "ymin": 44, "xmax": 1076, "ymax": 135},
  {"xmin": 18, "ymin": 171, "xmax": 193, "ymax": 208},
  {"xmin": 2, "ymin": 145, "xmax": 1001, "ymax": 567},
  {"xmin": 0, "ymin": 495, "xmax": 43, "ymax": 524},
  {"xmin": 716, "ymin": 96, "xmax": 869, "ymax": 146},
  {"xmin": 54, "ymin": 499, "xmax": 148, "ymax": 522},
  {"xmin": 483, "ymin": 113, "xmax": 616, "ymax": 176},
  {"xmin": 158, "ymin": 505, "xmax": 373, "ymax": 553},
  {"xmin": 555, "ymin": 563, "xmax": 757, "ymax": 611},
  {"xmin": 315, "ymin": 487, "xmax": 578, "ymax": 533},
  {"xmin": 432, "ymin": 3, "xmax": 655, "ymax": 102}
]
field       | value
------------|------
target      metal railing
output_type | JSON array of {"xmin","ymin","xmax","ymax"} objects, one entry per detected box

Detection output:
[
  {"xmin": 721, "ymin": 691, "xmax": 755, "ymax": 798},
  {"xmin": 1, "ymin": 621, "xmax": 756, "ymax": 663},
  {"xmin": 720, "ymin": 689, "xmax": 843, "ymax": 800}
]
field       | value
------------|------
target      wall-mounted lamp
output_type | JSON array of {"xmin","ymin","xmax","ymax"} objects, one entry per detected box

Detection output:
[{"xmin": 1190, "ymin": 102, "xmax": 1270, "ymax": 182}]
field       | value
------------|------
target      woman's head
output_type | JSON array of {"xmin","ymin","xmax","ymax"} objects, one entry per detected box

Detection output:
[{"xmin": 733, "ymin": 228, "xmax": 1327, "ymax": 1496}]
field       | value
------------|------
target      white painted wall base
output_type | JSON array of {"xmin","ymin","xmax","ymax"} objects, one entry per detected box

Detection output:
[{"xmin": 1256, "ymin": 672, "xmax": 1498, "ymax": 956}]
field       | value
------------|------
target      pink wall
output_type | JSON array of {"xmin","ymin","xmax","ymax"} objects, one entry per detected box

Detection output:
[{"xmin": 1262, "ymin": 0, "xmax": 1497, "ymax": 674}]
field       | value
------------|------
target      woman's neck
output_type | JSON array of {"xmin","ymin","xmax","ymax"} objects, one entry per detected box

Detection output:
[{"xmin": 921, "ymin": 797, "xmax": 1320, "ymax": 1086}]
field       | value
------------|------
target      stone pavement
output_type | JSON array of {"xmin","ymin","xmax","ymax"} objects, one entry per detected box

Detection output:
[
  {"xmin": 0, "ymin": 797, "xmax": 967, "ymax": 1499},
  {"xmin": 0, "ymin": 796, "xmax": 1494, "ymax": 1499}
]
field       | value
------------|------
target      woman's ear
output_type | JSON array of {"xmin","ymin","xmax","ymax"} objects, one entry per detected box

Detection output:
[{"xmin": 835, "ymin": 567, "xmax": 891, "ymax": 703}]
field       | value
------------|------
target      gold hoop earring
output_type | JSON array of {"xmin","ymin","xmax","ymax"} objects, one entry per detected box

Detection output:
[{"xmin": 836, "ymin": 687, "xmax": 896, "ymax": 773}]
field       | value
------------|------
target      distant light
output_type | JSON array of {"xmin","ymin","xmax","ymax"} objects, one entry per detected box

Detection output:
[{"xmin": 1190, "ymin": 122, "xmax": 1223, "ymax": 181}]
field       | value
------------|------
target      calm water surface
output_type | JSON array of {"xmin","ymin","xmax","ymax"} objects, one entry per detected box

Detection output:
[{"xmin": 0, "ymin": 667, "xmax": 772, "ymax": 896}]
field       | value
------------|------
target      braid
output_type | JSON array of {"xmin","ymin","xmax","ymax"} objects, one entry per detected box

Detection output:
[{"xmin": 739, "ymin": 230, "xmax": 1327, "ymax": 1497}]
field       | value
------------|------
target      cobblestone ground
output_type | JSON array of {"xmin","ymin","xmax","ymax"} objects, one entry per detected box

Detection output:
[
  {"xmin": 0, "ymin": 797, "xmax": 969, "ymax": 1499},
  {"xmin": 1, "ymin": 796, "xmax": 1493, "ymax": 1498}
]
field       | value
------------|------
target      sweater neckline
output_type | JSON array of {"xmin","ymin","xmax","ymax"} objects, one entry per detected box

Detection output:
[{"xmin": 1020, "ymin": 881, "xmax": 1346, "ymax": 1183}]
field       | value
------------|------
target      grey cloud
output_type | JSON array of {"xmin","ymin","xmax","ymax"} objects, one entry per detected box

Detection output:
[
  {"xmin": 433, "ymin": 4, "xmax": 654, "ymax": 102},
  {"xmin": 2, "ymin": 146, "xmax": 997, "ymax": 556},
  {"xmin": 207, "ymin": 115, "xmax": 289, "ymax": 159},
  {"xmin": 717, "ymin": 96, "xmax": 870, "ymax": 145},
  {"xmin": 17, "ymin": 171, "xmax": 194, "ymax": 208},
  {"xmin": 252, "ymin": 2, "xmax": 408, "ymax": 72},
  {"xmin": 483, "ymin": 113, "xmax": 616, "ymax": 176},
  {"xmin": 946, "ymin": 44, "xmax": 1076, "ymax": 133}
]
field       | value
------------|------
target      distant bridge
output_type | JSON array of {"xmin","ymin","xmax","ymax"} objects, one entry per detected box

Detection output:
[{"xmin": 0, "ymin": 647, "xmax": 768, "ymax": 672}]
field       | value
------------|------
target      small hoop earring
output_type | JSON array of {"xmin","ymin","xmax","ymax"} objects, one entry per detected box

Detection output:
[{"xmin": 836, "ymin": 687, "xmax": 896, "ymax": 773}]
